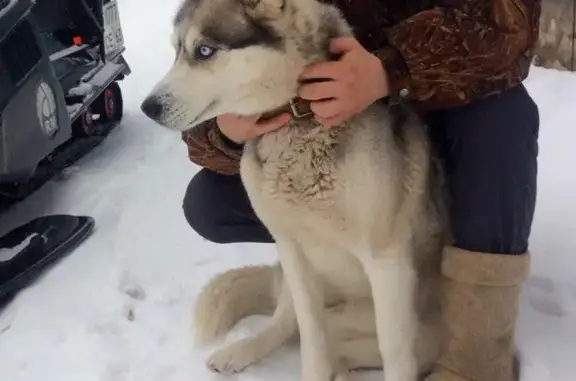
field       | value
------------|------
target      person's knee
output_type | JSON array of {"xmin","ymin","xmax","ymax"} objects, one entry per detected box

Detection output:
[
  {"xmin": 182, "ymin": 171, "xmax": 229, "ymax": 244},
  {"xmin": 182, "ymin": 169, "xmax": 273, "ymax": 244}
]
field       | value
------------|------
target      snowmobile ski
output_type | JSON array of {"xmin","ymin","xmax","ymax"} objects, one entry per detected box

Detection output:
[{"xmin": 0, "ymin": 215, "xmax": 95, "ymax": 301}]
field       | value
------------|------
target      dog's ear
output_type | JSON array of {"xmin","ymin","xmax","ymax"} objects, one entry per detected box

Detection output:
[{"xmin": 240, "ymin": 0, "xmax": 285, "ymax": 19}]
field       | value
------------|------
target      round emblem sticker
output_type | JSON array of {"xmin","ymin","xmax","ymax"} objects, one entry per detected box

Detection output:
[{"xmin": 36, "ymin": 81, "xmax": 59, "ymax": 137}]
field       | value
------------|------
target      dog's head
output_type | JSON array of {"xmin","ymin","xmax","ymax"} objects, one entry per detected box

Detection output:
[{"xmin": 141, "ymin": 0, "xmax": 352, "ymax": 131}]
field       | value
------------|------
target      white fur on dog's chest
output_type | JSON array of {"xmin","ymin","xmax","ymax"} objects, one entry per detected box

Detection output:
[
  {"xmin": 239, "ymin": 108, "xmax": 396, "ymax": 239},
  {"xmin": 239, "ymin": 121, "xmax": 362, "ymax": 254},
  {"xmin": 241, "ymin": 132, "xmax": 373, "ymax": 298},
  {"xmin": 243, "ymin": 123, "xmax": 346, "ymax": 207}
]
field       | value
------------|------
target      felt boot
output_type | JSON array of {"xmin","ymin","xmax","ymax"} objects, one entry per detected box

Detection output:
[{"xmin": 425, "ymin": 247, "xmax": 530, "ymax": 381}]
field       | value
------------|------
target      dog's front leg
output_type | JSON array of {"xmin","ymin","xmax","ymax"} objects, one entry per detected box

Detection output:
[
  {"xmin": 274, "ymin": 236, "xmax": 346, "ymax": 381},
  {"xmin": 361, "ymin": 243, "xmax": 418, "ymax": 381}
]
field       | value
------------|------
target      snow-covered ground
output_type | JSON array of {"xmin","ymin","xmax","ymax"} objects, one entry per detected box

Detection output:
[{"xmin": 1, "ymin": 1, "xmax": 575, "ymax": 380}]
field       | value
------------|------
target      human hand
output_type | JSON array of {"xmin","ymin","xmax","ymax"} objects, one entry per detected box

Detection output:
[
  {"xmin": 217, "ymin": 113, "xmax": 292, "ymax": 144},
  {"xmin": 298, "ymin": 37, "xmax": 390, "ymax": 128}
]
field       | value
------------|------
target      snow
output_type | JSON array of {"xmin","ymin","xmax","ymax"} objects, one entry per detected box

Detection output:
[
  {"xmin": 68, "ymin": 83, "xmax": 95, "ymax": 98},
  {"xmin": 0, "ymin": 0, "xmax": 575, "ymax": 380},
  {"xmin": 65, "ymin": 103, "xmax": 82, "ymax": 115},
  {"xmin": 0, "ymin": 234, "xmax": 37, "ymax": 262}
]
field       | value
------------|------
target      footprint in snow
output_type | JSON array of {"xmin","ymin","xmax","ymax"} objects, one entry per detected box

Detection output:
[
  {"xmin": 526, "ymin": 276, "xmax": 565, "ymax": 317},
  {"xmin": 118, "ymin": 272, "xmax": 147, "ymax": 301},
  {"xmin": 118, "ymin": 271, "xmax": 147, "ymax": 321}
]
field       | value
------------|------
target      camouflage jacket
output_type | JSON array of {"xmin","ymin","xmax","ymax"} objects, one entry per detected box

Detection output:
[{"xmin": 182, "ymin": 0, "xmax": 542, "ymax": 175}]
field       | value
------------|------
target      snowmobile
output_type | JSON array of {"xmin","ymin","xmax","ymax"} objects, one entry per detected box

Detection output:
[{"xmin": 0, "ymin": 0, "xmax": 131, "ymax": 304}]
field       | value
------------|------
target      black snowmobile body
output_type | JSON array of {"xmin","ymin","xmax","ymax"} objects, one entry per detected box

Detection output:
[{"xmin": 0, "ymin": 0, "xmax": 131, "ymax": 205}]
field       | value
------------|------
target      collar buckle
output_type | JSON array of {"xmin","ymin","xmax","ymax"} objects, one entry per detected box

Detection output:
[{"xmin": 289, "ymin": 98, "xmax": 313, "ymax": 119}]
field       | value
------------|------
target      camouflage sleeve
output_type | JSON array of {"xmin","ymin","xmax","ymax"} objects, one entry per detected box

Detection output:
[
  {"xmin": 181, "ymin": 118, "xmax": 242, "ymax": 175},
  {"xmin": 374, "ymin": 0, "xmax": 541, "ymax": 110}
]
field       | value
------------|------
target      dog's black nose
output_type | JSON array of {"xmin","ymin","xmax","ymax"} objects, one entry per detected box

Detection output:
[{"xmin": 141, "ymin": 96, "xmax": 164, "ymax": 121}]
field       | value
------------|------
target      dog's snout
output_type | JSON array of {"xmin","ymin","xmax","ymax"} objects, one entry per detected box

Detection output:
[{"xmin": 141, "ymin": 96, "xmax": 164, "ymax": 121}]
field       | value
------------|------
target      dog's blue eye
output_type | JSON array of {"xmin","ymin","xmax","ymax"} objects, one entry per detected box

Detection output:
[{"xmin": 195, "ymin": 45, "xmax": 217, "ymax": 60}]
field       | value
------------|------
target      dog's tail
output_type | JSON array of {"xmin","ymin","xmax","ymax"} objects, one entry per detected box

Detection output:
[{"xmin": 193, "ymin": 265, "xmax": 278, "ymax": 345}]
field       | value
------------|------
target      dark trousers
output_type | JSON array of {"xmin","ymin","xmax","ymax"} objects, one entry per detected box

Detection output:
[{"xmin": 182, "ymin": 84, "xmax": 539, "ymax": 255}]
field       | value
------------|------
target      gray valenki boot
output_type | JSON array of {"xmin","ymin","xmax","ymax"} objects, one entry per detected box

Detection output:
[{"xmin": 426, "ymin": 247, "xmax": 530, "ymax": 381}]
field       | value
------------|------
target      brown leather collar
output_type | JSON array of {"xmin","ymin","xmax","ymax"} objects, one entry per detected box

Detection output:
[{"xmin": 260, "ymin": 97, "xmax": 314, "ymax": 121}]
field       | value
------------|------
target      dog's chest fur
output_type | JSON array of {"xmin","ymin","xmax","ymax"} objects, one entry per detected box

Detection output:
[
  {"xmin": 245, "ymin": 118, "xmax": 351, "ymax": 206},
  {"xmin": 238, "ymin": 104, "xmax": 398, "ymax": 246}
]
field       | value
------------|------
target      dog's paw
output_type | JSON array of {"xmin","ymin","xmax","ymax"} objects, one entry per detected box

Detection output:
[{"xmin": 206, "ymin": 340, "xmax": 258, "ymax": 374}]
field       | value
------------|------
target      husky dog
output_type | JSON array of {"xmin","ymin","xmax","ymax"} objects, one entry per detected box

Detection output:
[{"xmin": 141, "ymin": 0, "xmax": 448, "ymax": 380}]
